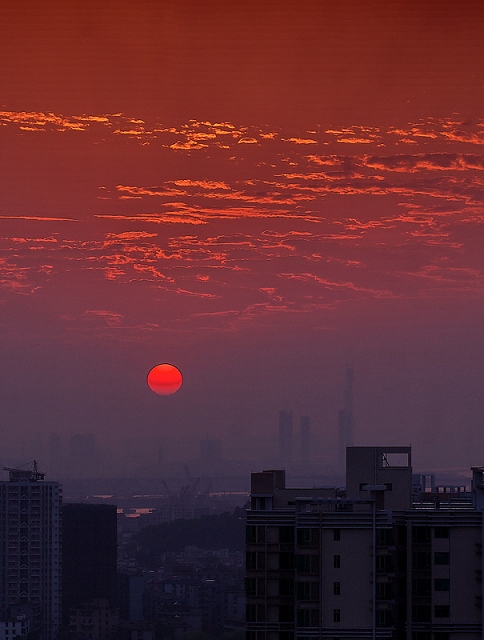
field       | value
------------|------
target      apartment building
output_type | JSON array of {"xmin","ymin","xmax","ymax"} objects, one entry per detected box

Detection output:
[
  {"xmin": 0, "ymin": 465, "xmax": 61, "ymax": 640},
  {"xmin": 246, "ymin": 446, "xmax": 483, "ymax": 640}
]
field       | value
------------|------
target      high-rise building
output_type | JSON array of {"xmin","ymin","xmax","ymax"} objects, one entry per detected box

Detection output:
[
  {"xmin": 279, "ymin": 410, "xmax": 293, "ymax": 465},
  {"xmin": 246, "ymin": 446, "xmax": 484, "ymax": 640},
  {"xmin": 62, "ymin": 503, "xmax": 118, "ymax": 625},
  {"xmin": 0, "ymin": 465, "xmax": 61, "ymax": 640}
]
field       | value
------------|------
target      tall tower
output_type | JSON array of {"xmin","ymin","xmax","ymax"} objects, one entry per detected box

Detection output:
[
  {"xmin": 0, "ymin": 464, "xmax": 61, "ymax": 640},
  {"xmin": 279, "ymin": 410, "xmax": 293, "ymax": 465},
  {"xmin": 338, "ymin": 367, "xmax": 354, "ymax": 472}
]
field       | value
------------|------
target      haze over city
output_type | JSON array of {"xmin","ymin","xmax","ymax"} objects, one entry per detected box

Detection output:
[{"xmin": 1, "ymin": 0, "xmax": 483, "ymax": 479}]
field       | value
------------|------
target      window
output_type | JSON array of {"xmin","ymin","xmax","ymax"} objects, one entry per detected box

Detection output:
[
  {"xmin": 333, "ymin": 581, "xmax": 341, "ymax": 595},
  {"xmin": 434, "ymin": 605, "xmax": 450, "ymax": 618},
  {"xmin": 376, "ymin": 555, "xmax": 393, "ymax": 573},
  {"xmin": 246, "ymin": 577, "xmax": 265, "ymax": 596},
  {"xmin": 246, "ymin": 551, "xmax": 265, "ymax": 571},
  {"xmin": 376, "ymin": 610, "xmax": 393, "ymax": 626},
  {"xmin": 279, "ymin": 527, "xmax": 295, "ymax": 544},
  {"xmin": 412, "ymin": 604, "xmax": 431, "ymax": 622},
  {"xmin": 333, "ymin": 555, "xmax": 340, "ymax": 568},
  {"xmin": 434, "ymin": 527, "xmax": 449, "ymax": 539},
  {"xmin": 279, "ymin": 552, "xmax": 294, "ymax": 570},
  {"xmin": 246, "ymin": 604, "xmax": 265, "ymax": 622},
  {"xmin": 297, "ymin": 528, "xmax": 318, "ymax": 547},
  {"xmin": 246, "ymin": 526, "xmax": 266, "ymax": 544},
  {"xmin": 296, "ymin": 555, "xmax": 310, "ymax": 573},
  {"xmin": 376, "ymin": 582, "xmax": 393, "ymax": 599},
  {"xmin": 376, "ymin": 528, "xmax": 393, "ymax": 546},
  {"xmin": 251, "ymin": 497, "xmax": 270, "ymax": 510},
  {"xmin": 297, "ymin": 609, "xmax": 319, "ymax": 627},
  {"xmin": 397, "ymin": 526, "xmax": 407, "ymax": 545},
  {"xmin": 381, "ymin": 452, "xmax": 409, "ymax": 467},
  {"xmin": 297, "ymin": 528, "xmax": 310, "ymax": 546},
  {"xmin": 333, "ymin": 609, "xmax": 340, "ymax": 623},
  {"xmin": 279, "ymin": 578, "xmax": 294, "ymax": 597},
  {"xmin": 333, "ymin": 528, "xmax": 340, "ymax": 541},
  {"xmin": 412, "ymin": 551, "xmax": 431, "ymax": 570},
  {"xmin": 412, "ymin": 527, "xmax": 431, "ymax": 544},
  {"xmin": 296, "ymin": 554, "xmax": 320, "ymax": 574},
  {"xmin": 279, "ymin": 605, "xmax": 294, "ymax": 623},
  {"xmin": 297, "ymin": 581, "xmax": 310, "ymax": 600},
  {"xmin": 434, "ymin": 578, "xmax": 450, "ymax": 591},
  {"xmin": 296, "ymin": 582, "xmax": 319, "ymax": 601},
  {"xmin": 434, "ymin": 552, "xmax": 450, "ymax": 565},
  {"xmin": 412, "ymin": 578, "xmax": 431, "ymax": 597}
]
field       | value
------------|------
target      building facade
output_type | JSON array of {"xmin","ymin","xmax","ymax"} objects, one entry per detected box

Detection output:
[
  {"xmin": 68, "ymin": 598, "xmax": 119, "ymax": 640},
  {"xmin": 246, "ymin": 446, "xmax": 483, "ymax": 640},
  {"xmin": 0, "ymin": 466, "xmax": 61, "ymax": 640},
  {"xmin": 62, "ymin": 502, "xmax": 118, "ymax": 625}
]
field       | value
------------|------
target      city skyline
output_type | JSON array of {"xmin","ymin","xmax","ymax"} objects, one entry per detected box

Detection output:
[{"xmin": 0, "ymin": 0, "xmax": 483, "ymax": 473}]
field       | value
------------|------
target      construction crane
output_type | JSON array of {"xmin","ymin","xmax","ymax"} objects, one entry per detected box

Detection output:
[{"xmin": 3, "ymin": 460, "xmax": 45, "ymax": 482}]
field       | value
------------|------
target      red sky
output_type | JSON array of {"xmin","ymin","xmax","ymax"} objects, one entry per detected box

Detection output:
[{"xmin": 0, "ymin": 0, "xmax": 483, "ymax": 477}]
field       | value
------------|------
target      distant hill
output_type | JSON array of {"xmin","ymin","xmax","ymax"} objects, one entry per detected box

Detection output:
[{"xmin": 130, "ymin": 508, "xmax": 246, "ymax": 567}]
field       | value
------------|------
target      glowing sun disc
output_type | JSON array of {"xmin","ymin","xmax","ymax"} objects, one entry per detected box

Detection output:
[{"xmin": 147, "ymin": 363, "xmax": 183, "ymax": 395}]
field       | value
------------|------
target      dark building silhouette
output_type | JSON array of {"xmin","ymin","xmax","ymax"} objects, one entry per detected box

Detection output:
[
  {"xmin": 278, "ymin": 410, "xmax": 293, "ymax": 465},
  {"xmin": 0, "ymin": 465, "xmax": 61, "ymax": 640},
  {"xmin": 62, "ymin": 503, "xmax": 117, "ymax": 624}
]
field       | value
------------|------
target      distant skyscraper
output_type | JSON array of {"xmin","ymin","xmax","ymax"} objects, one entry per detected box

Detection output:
[
  {"xmin": 338, "ymin": 367, "xmax": 354, "ymax": 471},
  {"xmin": 279, "ymin": 410, "xmax": 293, "ymax": 465},
  {"xmin": 0, "ymin": 465, "xmax": 61, "ymax": 640},
  {"xmin": 299, "ymin": 416, "xmax": 310, "ymax": 463},
  {"xmin": 62, "ymin": 503, "xmax": 117, "ymax": 625}
]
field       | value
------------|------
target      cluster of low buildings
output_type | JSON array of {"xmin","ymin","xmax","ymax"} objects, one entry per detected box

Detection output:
[
  {"xmin": 0, "ymin": 463, "xmax": 246, "ymax": 639},
  {"xmin": 118, "ymin": 543, "xmax": 245, "ymax": 638}
]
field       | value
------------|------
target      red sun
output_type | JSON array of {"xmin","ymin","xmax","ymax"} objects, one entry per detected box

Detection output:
[{"xmin": 147, "ymin": 363, "xmax": 183, "ymax": 395}]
